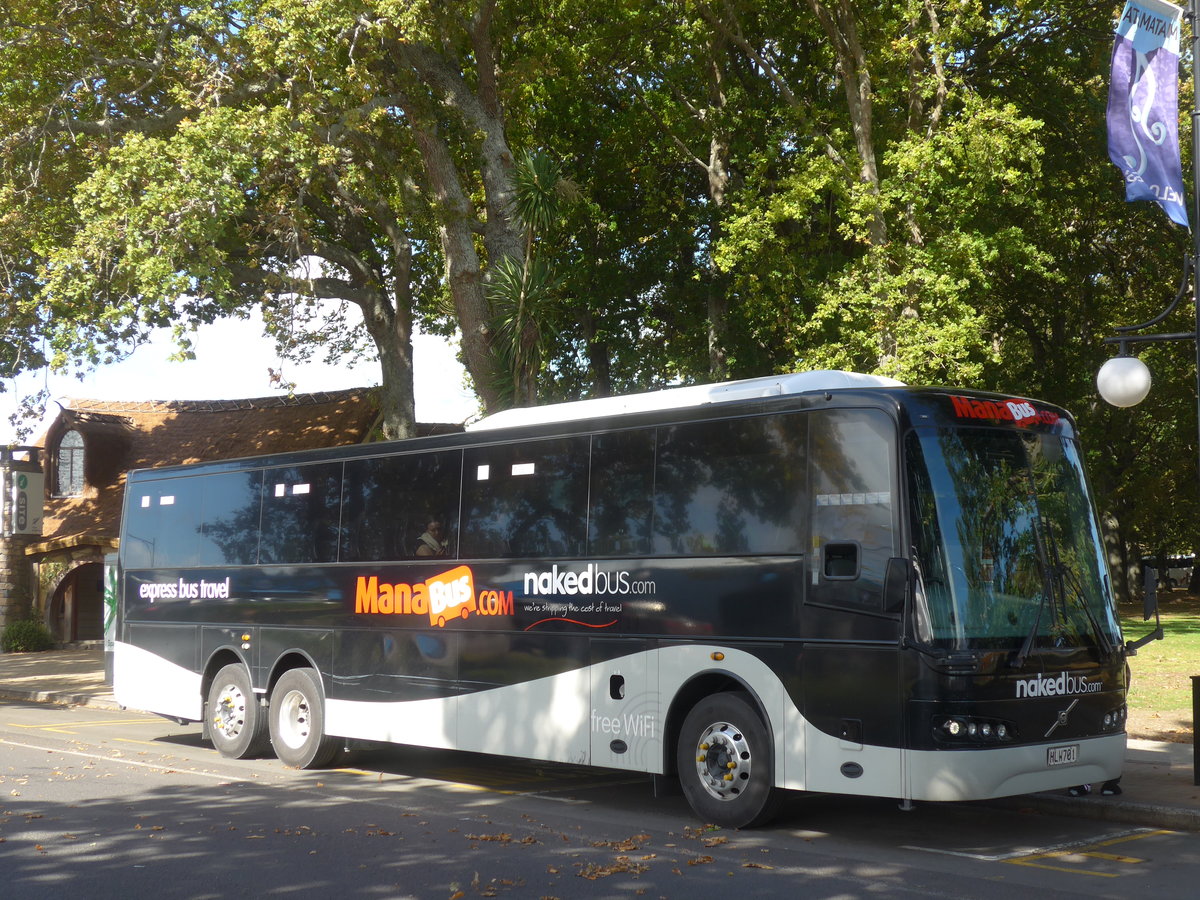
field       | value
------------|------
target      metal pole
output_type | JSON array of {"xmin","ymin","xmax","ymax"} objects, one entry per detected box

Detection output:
[
  {"xmin": 1194, "ymin": 675, "xmax": 1200, "ymax": 784},
  {"xmin": 1191, "ymin": 0, "xmax": 1200, "ymax": 777},
  {"xmin": 1191, "ymin": 0, "xmax": 1200, "ymax": 492}
]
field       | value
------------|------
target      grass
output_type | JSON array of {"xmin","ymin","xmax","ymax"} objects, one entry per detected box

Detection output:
[{"xmin": 1120, "ymin": 591, "xmax": 1200, "ymax": 741}]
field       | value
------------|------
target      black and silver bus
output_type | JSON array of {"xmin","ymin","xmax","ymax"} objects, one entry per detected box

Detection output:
[{"xmin": 113, "ymin": 371, "xmax": 1131, "ymax": 826}]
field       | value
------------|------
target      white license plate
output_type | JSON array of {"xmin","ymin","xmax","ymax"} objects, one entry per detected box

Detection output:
[{"xmin": 1047, "ymin": 744, "xmax": 1079, "ymax": 767}]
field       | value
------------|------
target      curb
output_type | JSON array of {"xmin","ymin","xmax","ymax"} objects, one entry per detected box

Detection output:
[
  {"xmin": 988, "ymin": 791, "xmax": 1200, "ymax": 833},
  {"xmin": 0, "ymin": 687, "xmax": 121, "ymax": 710}
]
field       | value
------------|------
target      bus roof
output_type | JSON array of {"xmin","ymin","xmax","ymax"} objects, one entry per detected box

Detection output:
[{"xmin": 468, "ymin": 370, "xmax": 906, "ymax": 432}]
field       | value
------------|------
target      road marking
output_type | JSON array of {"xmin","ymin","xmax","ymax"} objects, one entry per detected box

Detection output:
[
  {"xmin": 7, "ymin": 718, "xmax": 155, "ymax": 735},
  {"xmin": 326, "ymin": 763, "xmax": 636, "ymax": 801},
  {"xmin": 904, "ymin": 826, "xmax": 1159, "ymax": 862},
  {"xmin": 1002, "ymin": 829, "xmax": 1170, "ymax": 878},
  {"xmin": 0, "ymin": 738, "xmax": 235, "ymax": 781}
]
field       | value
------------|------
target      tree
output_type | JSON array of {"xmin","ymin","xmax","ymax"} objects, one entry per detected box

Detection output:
[{"xmin": 0, "ymin": 0, "xmax": 576, "ymax": 438}]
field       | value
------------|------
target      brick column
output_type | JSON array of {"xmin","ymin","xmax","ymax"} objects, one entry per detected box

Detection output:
[{"xmin": 0, "ymin": 447, "xmax": 43, "ymax": 631}]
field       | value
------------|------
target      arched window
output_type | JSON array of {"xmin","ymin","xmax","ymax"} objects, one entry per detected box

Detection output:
[{"xmin": 56, "ymin": 430, "xmax": 85, "ymax": 497}]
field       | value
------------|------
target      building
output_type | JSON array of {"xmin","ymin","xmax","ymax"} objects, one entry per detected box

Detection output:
[{"xmin": 0, "ymin": 389, "xmax": 461, "ymax": 645}]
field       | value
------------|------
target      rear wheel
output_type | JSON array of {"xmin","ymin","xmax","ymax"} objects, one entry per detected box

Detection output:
[
  {"xmin": 269, "ymin": 668, "xmax": 340, "ymax": 768},
  {"xmin": 677, "ymin": 692, "xmax": 780, "ymax": 828},
  {"xmin": 207, "ymin": 663, "xmax": 269, "ymax": 759}
]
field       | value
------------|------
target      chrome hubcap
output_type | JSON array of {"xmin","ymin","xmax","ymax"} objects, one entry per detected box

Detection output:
[
  {"xmin": 213, "ymin": 683, "xmax": 248, "ymax": 739},
  {"xmin": 277, "ymin": 688, "xmax": 312, "ymax": 750},
  {"xmin": 694, "ymin": 720, "xmax": 752, "ymax": 801}
]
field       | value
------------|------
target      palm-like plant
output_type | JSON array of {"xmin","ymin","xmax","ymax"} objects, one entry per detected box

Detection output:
[{"xmin": 487, "ymin": 150, "xmax": 577, "ymax": 406}]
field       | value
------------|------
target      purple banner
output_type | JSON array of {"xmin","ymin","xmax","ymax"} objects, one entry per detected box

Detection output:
[{"xmin": 1107, "ymin": 0, "xmax": 1188, "ymax": 227}]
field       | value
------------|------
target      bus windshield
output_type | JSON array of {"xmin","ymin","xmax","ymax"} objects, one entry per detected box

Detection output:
[{"xmin": 906, "ymin": 426, "xmax": 1121, "ymax": 654}]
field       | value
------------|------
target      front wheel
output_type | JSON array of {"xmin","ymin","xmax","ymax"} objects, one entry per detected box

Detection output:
[
  {"xmin": 269, "ymin": 668, "xmax": 340, "ymax": 768},
  {"xmin": 677, "ymin": 692, "xmax": 780, "ymax": 828},
  {"xmin": 208, "ymin": 663, "xmax": 269, "ymax": 759}
]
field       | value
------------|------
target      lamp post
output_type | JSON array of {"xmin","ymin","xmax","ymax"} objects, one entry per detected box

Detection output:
[
  {"xmin": 1097, "ymin": 0, "xmax": 1197, "ymax": 783},
  {"xmin": 1098, "ymin": 0, "xmax": 1200, "ymax": 470}
]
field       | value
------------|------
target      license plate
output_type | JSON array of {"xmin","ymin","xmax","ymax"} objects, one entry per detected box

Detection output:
[{"xmin": 1047, "ymin": 744, "xmax": 1079, "ymax": 767}]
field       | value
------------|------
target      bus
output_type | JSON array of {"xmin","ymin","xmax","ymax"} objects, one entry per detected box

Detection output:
[{"xmin": 112, "ymin": 370, "xmax": 1140, "ymax": 827}]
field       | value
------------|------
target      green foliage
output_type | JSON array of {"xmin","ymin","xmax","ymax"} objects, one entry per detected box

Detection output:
[
  {"xmin": 1121, "ymin": 597, "xmax": 1200, "ymax": 721},
  {"xmin": 1, "ymin": 619, "xmax": 55, "ymax": 653},
  {"xmin": 1, "ymin": 0, "xmax": 1198, "ymax": 566}
]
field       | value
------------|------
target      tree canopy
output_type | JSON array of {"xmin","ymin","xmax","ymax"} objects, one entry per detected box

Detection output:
[{"xmin": 1, "ymin": 0, "xmax": 1197, "ymax": 569}]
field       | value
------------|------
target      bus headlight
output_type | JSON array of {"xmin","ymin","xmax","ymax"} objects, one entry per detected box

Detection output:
[{"xmin": 934, "ymin": 716, "xmax": 1014, "ymax": 744}]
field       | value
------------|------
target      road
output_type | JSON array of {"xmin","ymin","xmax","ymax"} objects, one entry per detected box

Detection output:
[{"xmin": 1, "ymin": 700, "xmax": 1197, "ymax": 899}]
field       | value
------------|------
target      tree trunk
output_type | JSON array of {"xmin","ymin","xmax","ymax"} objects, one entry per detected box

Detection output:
[{"xmin": 375, "ymin": 335, "xmax": 417, "ymax": 440}]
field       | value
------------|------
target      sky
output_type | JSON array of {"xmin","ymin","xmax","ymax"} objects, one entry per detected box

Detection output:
[{"xmin": 0, "ymin": 312, "xmax": 480, "ymax": 444}]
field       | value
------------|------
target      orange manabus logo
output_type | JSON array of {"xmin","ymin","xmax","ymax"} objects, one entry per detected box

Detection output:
[{"xmin": 355, "ymin": 566, "xmax": 476, "ymax": 626}]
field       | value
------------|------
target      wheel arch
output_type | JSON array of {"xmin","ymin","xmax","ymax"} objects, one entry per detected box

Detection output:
[
  {"xmin": 662, "ymin": 670, "xmax": 774, "ymax": 777},
  {"xmin": 201, "ymin": 648, "xmax": 251, "ymax": 709},
  {"xmin": 266, "ymin": 650, "xmax": 325, "ymax": 700}
]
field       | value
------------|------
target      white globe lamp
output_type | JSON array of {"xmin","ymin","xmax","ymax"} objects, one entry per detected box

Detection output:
[{"xmin": 1096, "ymin": 355, "xmax": 1153, "ymax": 408}]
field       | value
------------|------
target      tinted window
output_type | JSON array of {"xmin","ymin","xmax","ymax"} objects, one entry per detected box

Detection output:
[
  {"xmin": 197, "ymin": 471, "xmax": 264, "ymax": 566},
  {"xmin": 809, "ymin": 408, "xmax": 896, "ymax": 608},
  {"xmin": 461, "ymin": 438, "xmax": 589, "ymax": 558},
  {"xmin": 123, "ymin": 478, "xmax": 204, "ymax": 568},
  {"xmin": 653, "ymin": 414, "xmax": 807, "ymax": 556},
  {"xmin": 588, "ymin": 429, "xmax": 655, "ymax": 556},
  {"xmin": 259, "ymin": 463, "xmax": 344, "ymax": 564},
  {"xmin": 341, "ymin": 451, "xmax": 463, "ymax": 561}
]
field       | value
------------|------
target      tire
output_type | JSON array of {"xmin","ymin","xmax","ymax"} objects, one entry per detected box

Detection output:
[
  {"xmin": 677, "ymin": 692, "xmax": 780, "ymax": 828},
  {"xmin": 269, "ymin": 668, "xmax": 340, "ymax": 768},
  {"xmin": 207, "ymin": 663, "xmax": 269, "ymax": 759}
]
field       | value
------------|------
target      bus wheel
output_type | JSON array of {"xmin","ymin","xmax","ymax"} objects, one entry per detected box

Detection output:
[
  {"xmin": 208, "ymin": 664, "xmax": 269, "ymax": 759},
  {"xmin": 269, "ymin": 668, "xmax": 340, "ymax": 768},
  {"xmin": 677, "ymin": 692, "xmax": 779, "ymax": 828}
]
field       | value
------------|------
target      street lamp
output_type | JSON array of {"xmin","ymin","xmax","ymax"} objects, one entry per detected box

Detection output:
[
  {"xmin": 1098, "ymin": 0, "xmax": 1200, "ymax": 438},
  {"xmin": 1098, "ymin": 0, "xmax": 1199, "ymax": 786},
  {"xmin": 1096, "ymin": 354, "xmax": 1153, "ymax": 408},
  {"xmin": 1095, "ymin": 257, "xmax": 1197, "ymax": 415}
]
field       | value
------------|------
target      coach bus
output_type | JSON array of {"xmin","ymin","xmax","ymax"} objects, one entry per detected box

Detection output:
[{"xmin": 113, "ymin": 370, "xmax": 1139, "ymax": 826}]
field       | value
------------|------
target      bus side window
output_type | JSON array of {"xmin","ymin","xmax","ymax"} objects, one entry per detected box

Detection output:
[
  {"xmin": 809, "ymin": 409, "xmax": 897, "ymax": 609},
  {"xmin": 652, "ymin": 414, "xmax": 807, "ymax": 556},
  {"xmin": 259, "ymin": 462, "xmax": 345, "ymax": 565},
  {"xmin": 340, "ymin": 451, "xmax": 463, "ymax": 562},
  {"xmin": 461, "ymin": 438, "xmax": 589, "ymax": 559},
  {"xmin": 197, "ymin": 471, "xmax": 264, "ymax": 566},
  {"xmin": 588, "ymin": 430, "xmax": 655, "ymax": 557},
  {"xmin": 123, "ymin": 478, "xmax": 205, "ymax": 569}
]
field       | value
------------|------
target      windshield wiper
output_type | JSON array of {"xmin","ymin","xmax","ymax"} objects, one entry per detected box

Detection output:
[
  {"xmin": 1011, "ymin": 590, "xmax": 1047, "ymax": 669},
  {"xmin": 1055, "ymin": 562, "xmax": 1117, "ymax": 659}
]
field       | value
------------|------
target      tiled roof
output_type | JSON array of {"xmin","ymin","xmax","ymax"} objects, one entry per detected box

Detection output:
[{"xmin": 32, "ymin": 388, "xmax": 393, "ymax": 554}]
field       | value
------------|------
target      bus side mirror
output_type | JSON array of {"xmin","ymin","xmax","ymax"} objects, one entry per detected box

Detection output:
[
  {"xmin": 1143, "ymin": 565, "xmax": 1158, "ymax": 622},
  {"xmin": 883, "ymin": 557, "xmax": 910, "ymax": 614},
  {"xmin": 1127, "ymin": 565, "xmax": 1164, "ymax": 655}
]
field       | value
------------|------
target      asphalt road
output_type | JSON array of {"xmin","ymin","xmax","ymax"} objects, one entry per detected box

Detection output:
[{"xmin": 1, "ymin": 700, "xmax": 1198, "ymax": 899}]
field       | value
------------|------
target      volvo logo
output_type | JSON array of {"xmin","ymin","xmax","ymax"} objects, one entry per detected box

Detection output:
[{"xmin": 1044, "ymin": 698, "xmax": 1079, "ymax": 738}]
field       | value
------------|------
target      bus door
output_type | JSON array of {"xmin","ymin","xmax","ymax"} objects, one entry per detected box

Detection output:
[
  {"xmin": 800, "ymin": 407, "xmax": 905, "ymax": 797},
  {"xmin": 589, "ymin": 638, "xmax": 660, "ymax": 771}
]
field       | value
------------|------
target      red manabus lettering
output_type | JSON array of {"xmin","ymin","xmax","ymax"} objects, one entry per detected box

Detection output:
[{"xmin": 950, "ymin": 395, "xmax": 1059, "ymax": 427}]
